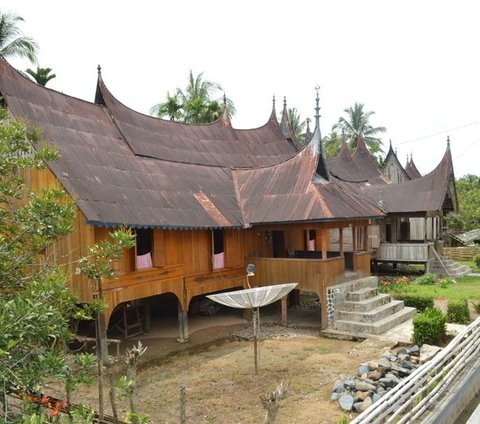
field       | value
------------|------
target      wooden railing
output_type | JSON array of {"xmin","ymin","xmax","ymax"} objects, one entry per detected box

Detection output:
[
  {"xmin": 249, "ymin": 256, "xmax": 345, "ymax": 293},
  {"xmin": 376, "ymin": 242, "xmax": 433, "ymax": 262}
]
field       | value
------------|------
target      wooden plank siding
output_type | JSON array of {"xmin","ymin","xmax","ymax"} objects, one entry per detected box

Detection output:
[
  {"xmin": 19, "ymin": 166, "xmax": 94, "ymax": 302},
  {"xmin": 376, "ymin": 242, "xmax": 431, "ymax": 262},
  {"xmin": 11, "ymin": 165, "xmax": 377, "ymax": 329}
]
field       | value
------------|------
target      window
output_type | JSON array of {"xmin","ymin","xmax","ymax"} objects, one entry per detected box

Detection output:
[
  {"xmin": 304, "ymin": 229, "xmax": 316, "ymax": 251},
  {"xmin": 136, "ymin": 228, "xmax": 153, "ymax": 270},
  {"xmin": 212, "ymin": 229, "xmax": 225, "ymax": 269}
]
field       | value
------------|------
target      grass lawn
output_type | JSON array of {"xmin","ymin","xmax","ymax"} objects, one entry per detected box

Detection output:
[
  {"xmin": 459, "ymin": 260, "xmax": 480, "ymax": 273},
  {"xmin": 379, "ymin": 274, "xmax": 480, "ymax": 302}
]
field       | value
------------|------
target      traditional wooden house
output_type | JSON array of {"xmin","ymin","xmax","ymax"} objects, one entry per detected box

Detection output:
[
  {"xmin": 330, "ymin": 136, "xmax": 460, "ymax": 274},
  {"xmin": 1, "ymin": 56, "xmax": 394, "ymax": 339}
]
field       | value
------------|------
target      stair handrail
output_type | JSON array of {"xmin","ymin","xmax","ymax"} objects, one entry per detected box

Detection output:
[
  {"xmin": 350, "ymin": 315, "xmax": 480, "ymax": 424},
  {"xmin": 430, "ymin": 245, "xmax": 451, "ymax": 277}
]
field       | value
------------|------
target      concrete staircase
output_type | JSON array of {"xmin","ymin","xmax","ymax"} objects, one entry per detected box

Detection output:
[
  {"xmin": 330, "ymin": 276, "xmax": 416, "ymax": 336},
  {"xmin": 430, "ymin": 257, "xmax": 471, "ymax": 277}
]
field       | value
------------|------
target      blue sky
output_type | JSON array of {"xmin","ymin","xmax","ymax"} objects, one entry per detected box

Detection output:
[{"xmin": 3, "ymin": 0, "xmax": 480, "ymax": 177}]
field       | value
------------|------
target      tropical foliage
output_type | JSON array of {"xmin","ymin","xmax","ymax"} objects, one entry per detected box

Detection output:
[
  {"xmin": 446, "ymin": 174, "xmax": 480, "ymax": 231},
  {"xmin": 324, "ymin": 102, "xmax": 386, "ymax": 160},
  {"xmin": 151, "ymin": 70, "xmax": 235, "ymax": 123},
  {"xmin": 25, "ymin": 66, "xmax": 56, "ymax": 86},
  {"xmin": 287, "ymin": 107, "xmax": 306, "ymax": 145},
  {"xmin": 0, "ymin": 109, "xmax": 138, "ymax": 422},
  {"xmin": 0, "ymin": 11, "xmax": 38, "ymax": 63}
]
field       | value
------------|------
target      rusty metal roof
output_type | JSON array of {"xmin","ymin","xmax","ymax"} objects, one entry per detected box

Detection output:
[
  {"xmin": 0, "ymin": 57, "xmax": 245, "ymax": 229},
  {"xmin": 327, "ymin": 139, "xmax": 389, "ymax": 184},
  {"xmin": 405, "ymin": 157, "xmax": 422, "ymax": 179},
  {"xmin": 234, "ymin": 140, "xmax": 384, "ymax": 224},
  {"xmin": 340, "ymin": 145, "xmax": 456, "ymax": 214},
  {"xmin": 2, "ymin": 56, "xmax": 453, "ymax": 229},
  {"xmin": 96, "ymin": 76, "xmax": 297, "ymax": 168}
]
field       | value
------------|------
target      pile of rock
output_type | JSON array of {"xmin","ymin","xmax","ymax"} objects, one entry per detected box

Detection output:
[{"xmin": 331, "ymin": 345, "xmax": 421, "ymax": 413}]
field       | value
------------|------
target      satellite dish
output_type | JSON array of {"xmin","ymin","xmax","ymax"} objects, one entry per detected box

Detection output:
[
  {"xmin": 207, "ymin": 282, "xmax": 298, "ymax": 374},
  {"xmin": 207, "ymin": 283, "xmax": 297, "ymax": 309}
]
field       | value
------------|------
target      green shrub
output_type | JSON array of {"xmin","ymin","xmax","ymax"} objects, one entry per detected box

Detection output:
[
  {"xmin": 393, "ymin": 294, "xmax": 434, "ymax": 312},
  {"xmin": 474, "ymin": 254, "xmax": 480, "ymax": 268},
  {"xmin": 412, "ymin": 307, "xmax": 447, "ymax": 346},
  {"xmin": 471, "ymin": 300, "xmax": 480, "ymax": 314},
  {"xmin": 415, "ymin": 273, "xmax": 438, "ymax": 285},
  {"xmin": 439, "ymin": 277, "xmax": 456, "ymax": 288},
  {"xmin": 446, "ymin": 299, "xmax": 470, "ymax": 324}
]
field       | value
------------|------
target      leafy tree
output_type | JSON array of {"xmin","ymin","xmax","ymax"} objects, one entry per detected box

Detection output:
[
  {"xmin": 0, "ymin": 108, "xmax": 135, "ymax": 422},
  {"xmin": 0, "ymin": 11, "xmax": 38, "ymax": 63},
  {"xmin": 322, "ymin": 131, "xmax": 342, "ymax": 159},
  {"xmin": 332, "ymin": 102, "xmax": 386, "ymax": 159},
  {"xmin": 25, "ymin": 66, "xmax": 56, "ymax": 86},
  {"xmin": 151, "ymin": 70, "xmax": 235, "ymax": 123},
  {"xmin": 288, "ymin": 107, "xmax": 306, "ymax": 145},
  {"xmin": 0, "ymin": 107, "xmax": 77, "ymax": 416},
  {"xmin": 150, "ymin": 91, "xmax": 183, "ymax": 121},
  {"xmin": 446, "ymin": 174, "xmax": 480, "ymax": 231}
]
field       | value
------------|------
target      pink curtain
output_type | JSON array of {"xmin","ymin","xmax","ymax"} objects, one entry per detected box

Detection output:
[
  {"xmin": 308, "ymin": 239, "xmax": 316, "ymax": 251},
  {"xmin": 136, "ymin": 252, "xmax": 153, "ymax": 270},
  {"xmin": 213, "ymin": 252, "xmax": 225, "ymax": 269}
]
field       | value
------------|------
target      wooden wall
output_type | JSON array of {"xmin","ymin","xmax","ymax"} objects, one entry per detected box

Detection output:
[
  {"xmin": 14, "ymin": 164, "xmax": 376, "ymax": 327},
  {"xmin": 19, "ymin": 166, "xmax": 94, "ymax": 302}
]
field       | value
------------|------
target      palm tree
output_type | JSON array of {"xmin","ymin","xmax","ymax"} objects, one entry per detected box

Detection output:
[
  {"xmin": 323, "ymin": 132, "xmax": 342, "ymax": 159},
  {"xmin": 332, "ymin": 102, "xmax": 386, "ymax": 156},
  {"xmin": 150, "ymin": 91, "xmax": 183, "ymax": 121},
  {"xmin": 25, "ymin": 66, "xmax": 56, "ymax": 86},
  {"xmin": 0, "ymin": 11, "xmax": 38, "ymax": 63},
  {"xmin": 288, "ymin": 107, "xmax": 306, "ymax": 144},
  {"xmin": 151, "ymin": 70, "xmax": 235, "ymax": 123}
]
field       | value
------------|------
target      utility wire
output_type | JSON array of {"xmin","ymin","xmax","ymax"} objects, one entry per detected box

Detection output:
[{"xmin": 396, "ymin": 121, "xmax": 480, "ymax": 145}]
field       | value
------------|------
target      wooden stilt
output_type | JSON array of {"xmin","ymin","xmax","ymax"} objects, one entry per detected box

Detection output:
[
  {"xmin": 281, "ymin": 296, "xmax": 288, "ymax": 326},
  {"xmin": 177, "ymin": 303, "xmax": 188, "ymax": 343},
  {"xmin": 143, "ymin": 299, "xmax": 151, "ymax": 333}
]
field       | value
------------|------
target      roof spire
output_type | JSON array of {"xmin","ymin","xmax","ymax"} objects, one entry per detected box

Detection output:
[
  {"xmin": 309, "ymin": 85, "xmax": 329, "ymax": 182},
  {"xmin": 223, "ymin": 92, "xmax": 227, "ymax": 108},
  {"xmin": 447, "ymin": 135, "xmax": 450, "ymax": 147},
  {"xmin": 314, "ymin": 85, "xmax": 321, "ymax": 127},
  {"xmin": 269, "ymin": 94, "xmax": 278, "ymax": 123},
  {"xmin": 97, "ymin": 64, "xmax": 102, "ymax": 75},
  {"xmin": 280, "ymin": 96, "xmax": 298, "ymax": 148}
]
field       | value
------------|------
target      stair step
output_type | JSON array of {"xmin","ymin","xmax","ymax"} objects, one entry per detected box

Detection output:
[
  {"xmin": 337, "ymin": 300, "xmax": 405, "ymax": 323},
  {"xmin": 339, "ymin": 293, "xmax": 391, "ymax": 312},
  {"xmin": 335, "ymin": 307, "xmax": 416, "ymax": 335},
  {"xmin": 346, "ymin": 287, "xmax": 378, "ymax": 301}
]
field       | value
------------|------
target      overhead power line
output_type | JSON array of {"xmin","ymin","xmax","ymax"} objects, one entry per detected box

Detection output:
[{"xmin": 396, "ymin": 121, "xmax": 480, "ymax": 145}]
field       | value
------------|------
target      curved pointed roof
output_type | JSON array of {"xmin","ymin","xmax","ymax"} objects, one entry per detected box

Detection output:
[
  {"xmin": 382, "ymin": 141, "xmax": 411, "ymax": 183},
  {"xmin": 327, "ymin": 136, "xmax": 388, "ymax": 184},
  {"xmin": 233, "ymin": 130, "xmax": 384, "ymax": 224},
  {"xmin": 95, "ymin": 74, "xmax": 297, "ymax": 168},
  {"xmin": 354, "ymin": 144, "xmax": 456, "ymax": 214},
  {"xmin": 0, "ymin": 56, "xmax": 385, "ymax": 228},
  {"xmin": 405, "ymin": 155, "xmax": 422, "ymax": 179},
  {"xmin": 279, "ymin": 97, "xmax": 300, "ymax": 150}
]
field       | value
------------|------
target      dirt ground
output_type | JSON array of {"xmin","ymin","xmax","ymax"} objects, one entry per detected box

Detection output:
[{"xmin": 60, "ymin": 321, "xmax": 398, "ymax": 424}]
